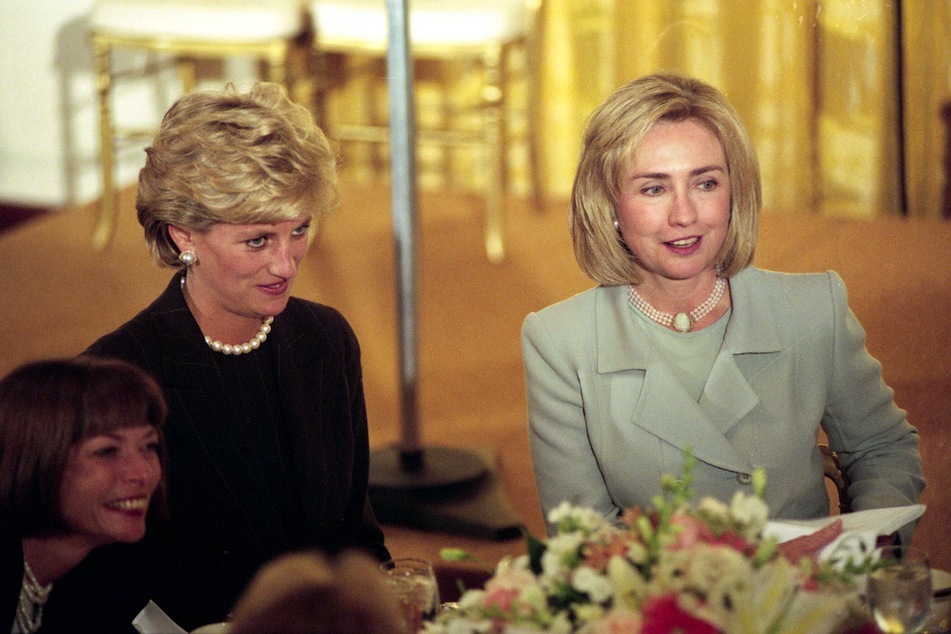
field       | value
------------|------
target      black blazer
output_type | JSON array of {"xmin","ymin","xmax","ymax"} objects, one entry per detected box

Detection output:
[
  {"xmin": 1, "ymin": 522, "xmax": 22, "ymax": 634},
  {"xmin": 49, "ymin": 274, "xmax": 389, "ymax": 631}
]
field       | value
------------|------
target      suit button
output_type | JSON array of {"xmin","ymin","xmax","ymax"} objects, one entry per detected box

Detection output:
[{"xmin": 737, "ymin": 472, "xmax": 752, "ymax": 485}]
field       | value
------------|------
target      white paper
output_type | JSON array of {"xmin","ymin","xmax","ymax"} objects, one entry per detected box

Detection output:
[
  {"xmin": 764, "ymin": 505, "xmax": 926, "ymax": 542},
  {"xmin": 763, "ymin": 504, "xmax": 926, "ymax": 566},
  {"xmin": 132, "ymin": 600, "xmax": 188, "ymax": 634}
]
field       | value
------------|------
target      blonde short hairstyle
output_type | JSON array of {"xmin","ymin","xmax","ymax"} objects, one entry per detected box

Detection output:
[
  {"xmin": 570, "ymin": 72, "xmax": 761, "ymax": 286},
  {"xmin": 136, "ymin": 82, "xmax": 339, "ymax": 268}
]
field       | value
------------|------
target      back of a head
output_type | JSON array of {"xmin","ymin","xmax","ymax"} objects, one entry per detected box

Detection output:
[{"xmin": 229, "ymin": 550, "xmax": 403, "ymax": 634}]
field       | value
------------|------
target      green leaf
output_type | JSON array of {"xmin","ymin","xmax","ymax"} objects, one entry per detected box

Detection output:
[{"xmin": 525, "ymin": 527, "xmax": 547, "ymax": 575}]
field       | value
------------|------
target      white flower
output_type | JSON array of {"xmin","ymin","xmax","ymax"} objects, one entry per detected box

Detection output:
[
  {"xmin": 457, "ymin": 589, "xmax": 487, "ymax": 611},
  {"xmin": 607, "ymin": 555, "xmax": 647, "ymax": 607},
  {"xmin": 541, "ymin": 532, "xmax": 586, "ymax": 579},
  {"xmin": 548, "ymin": 613, "xmax": 576, "ymax": 634},
  {"xmin": 548, "ymin": 501, "xmax": 611, "ymax": 534},
  {"xmin": 578, "ymin": 607, "xmax": 643, "ymax": 634},
  {"xmin": 684, "ymin": 544, "xmax": 753, "ymax": 625},
  {"xmin": 509, "ymin": 554, "xmax": 531, "ymax": 571},
  {"xmin": 572, "ymin": 565, "xmax": 613, "ymax": 604},
  {"xmin": 725, "ymin": 556, "xmax": 807, "ymax": 633},
  {"xmin": 520, "ymin": 583, "xmax": 550, "ymax": 612},
  {"xmin": 433, "ymin": 470, "xmax": 861, "ymax": 634},
  {"xmin": 423, "ymin": 617, "xmax": 492, "ymax": 634},
  {"xmin": 729, "ymin": 491, "xmax": 769, "ymax": 536},
  {"xmin": 572, "ymin": 601, "xmax": 606, "ymax": 624},
  {"xmin": 548, "ymin": 501, "xmax": 576, "ymax": 523},
  {"xmin": 685, "ymin": 544, "xmax": 752, "ymax": 590},
  {"xmin": 696, "ymin": 496, "xmax": 730, "ymax": 521},
  {"xmin": 445, "ymin": 621, "xmax": 492, "ymax": 634}
]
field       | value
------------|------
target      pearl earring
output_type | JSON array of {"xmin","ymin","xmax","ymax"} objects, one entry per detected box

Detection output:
[
  {"xmin": 178, "ymin": 250, "xmax": 198, "ymax": 266},
  {"xmin": 613, "ymin": 219, "xmax": 620, "ymax": 230}
]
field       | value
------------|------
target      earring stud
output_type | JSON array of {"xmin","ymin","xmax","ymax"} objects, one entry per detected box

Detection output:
[
  {"xmin": 613, "ymin": 219, "xmax": 620, "ymax": 230},
  {"xmin": 178, "ymin": 250, "xmax": 198, "ymax": 266}
]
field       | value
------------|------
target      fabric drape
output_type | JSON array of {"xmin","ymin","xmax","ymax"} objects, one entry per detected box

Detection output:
[
  {"xmin": 533, "ymin": 0, "xmax": 949, "ymax": 219},
  {"xmin": 331, "ymin": 0, "xmax": 949, "ymax": 219}
]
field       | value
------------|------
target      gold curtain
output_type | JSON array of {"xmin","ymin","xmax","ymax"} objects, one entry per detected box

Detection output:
[
  {"xmin": 327, "ymin": 1, "xmax": 949, "ymax": 219},
  {"xmin": 534, "ymin": 0, "xmax": 951, "ymax": 218}
]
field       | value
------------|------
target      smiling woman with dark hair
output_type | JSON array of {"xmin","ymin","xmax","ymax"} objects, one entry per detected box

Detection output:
[{"xmin": 0, "ymin": 356, "xmax": 166, "ymax": 633}]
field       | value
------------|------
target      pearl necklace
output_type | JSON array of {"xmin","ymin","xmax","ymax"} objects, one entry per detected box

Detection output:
[
  {"xmin": 205, "ymin": 317, "xmax": 273, "ymax": 355},
  {"xmin": 628, "ymin": 277, "xmax": 726, "ymax": 333},
  {"xmin": 16, "ymin": 559, "xmax": 52, "ymax": 634}
]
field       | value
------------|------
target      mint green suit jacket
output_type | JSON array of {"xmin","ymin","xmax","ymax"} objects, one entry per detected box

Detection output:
[{"xmin": 522, "ymin": 267, "xmax": 924, "ymax": 536}]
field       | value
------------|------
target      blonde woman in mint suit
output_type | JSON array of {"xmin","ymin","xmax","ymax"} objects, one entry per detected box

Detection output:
[{"xmin": 522, "ymin": 73, "xmax": 924, "ymax": 544}]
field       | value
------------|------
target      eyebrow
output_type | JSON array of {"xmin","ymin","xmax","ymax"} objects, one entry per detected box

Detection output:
[
  {"xmin": 97, "ymin": 428, "xmax": 159, "ymax": 441},
  {"xmin": 236, "ymin": 218, "xmax": 310, "ymax": 235},
  {"xmin": 630, "ymin": 165, "xmax": 727, "ymax": 181}
]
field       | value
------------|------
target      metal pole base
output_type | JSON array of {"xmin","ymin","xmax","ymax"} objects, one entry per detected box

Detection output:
[
  {"xmin": 368, "ymin": 445, "xmax": 522, "ymax": 540},
  {"xmin": 369, "ymin": 445, "xmax": 488, "ymax": 491}
]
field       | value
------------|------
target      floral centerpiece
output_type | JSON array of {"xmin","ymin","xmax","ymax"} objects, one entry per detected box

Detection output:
[{"xmin": 429, "ymin": 456, "xmax": 872, "ymax": 634}]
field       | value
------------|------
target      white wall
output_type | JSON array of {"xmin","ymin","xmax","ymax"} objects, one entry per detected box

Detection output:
[
  {"xmin": 0, "ymin": 0, "xmax": 258, "ymax": 207},
  {"xmin": 1, "ymin": 0, "xmax": 101, "ymax": 206}
]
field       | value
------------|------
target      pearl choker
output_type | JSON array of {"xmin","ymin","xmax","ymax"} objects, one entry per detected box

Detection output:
[
  {"xmin": 205, "ymin": 317, "xmax": 273, "ymax": 355},
  {"xmin": 628, "ymin": 277, "xmax": 726, "ymax": 333}
]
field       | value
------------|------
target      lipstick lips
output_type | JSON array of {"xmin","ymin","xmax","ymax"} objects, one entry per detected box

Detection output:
[
  {"xmin": 664, "ymin": 235, "xmax": 702, "ymax": 256},
  {"xmin": 259, "ymin": 280, "xmax": 290, "ymax": 296}
]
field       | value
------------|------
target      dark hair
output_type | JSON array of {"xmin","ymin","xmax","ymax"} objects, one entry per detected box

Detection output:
[{"xmin": 0, "ymin": 357, "xmax": 167, "ymax": 536}]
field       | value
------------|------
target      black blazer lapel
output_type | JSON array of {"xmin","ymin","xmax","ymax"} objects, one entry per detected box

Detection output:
[
  {"xmin": 269, "ymin": 301, "xmax": 358, "ymax": 544},
  {"xmin": 149, "ymin": 283, "xmax": 290, "ymax": 558}
]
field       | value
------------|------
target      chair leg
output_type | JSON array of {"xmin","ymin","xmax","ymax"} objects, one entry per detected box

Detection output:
[
  {"xmin": 91, "ymin": 38, "xmax": 116, "ymax": 250},
  {"xmin": 482, "ymin": 46, "xmax": 505, "ymax": 263}
]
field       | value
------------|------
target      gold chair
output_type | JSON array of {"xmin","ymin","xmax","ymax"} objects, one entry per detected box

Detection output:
[
  {"xmin": 308, "ymin": 0, "xmax": 543, "ymax": 263},
  {"xmin": 89, "ymin": 0, "xmax": 311, "ymax": 249}
]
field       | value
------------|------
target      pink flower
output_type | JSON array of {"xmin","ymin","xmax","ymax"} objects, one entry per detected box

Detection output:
[
  {"xmin": 640, "ymin": 594, "xmax": 720, "ymax": 634},
  {"xmin": 709, "ymin": 530, "xmax": 753, "ymax": 553},
  {"xmin": 483, "ymin": 588, "xmax": 519, "ymax": 612},
  {"xmin": 669, "ymin": 514, "xmax": 715, "ymax": 550},
  {"xmin": 482, "ymin": 567, "xmax": 537, "ymax": 612},
  {"xmin": 669, "ymin": 514, "xmax": 752, "ymax": 554},
  {"xmin": 583, "ymin": 532, "xmax": 641, "ymax": 572},
  {"xmin": 589, "ymin": 608, "xmax": 643, "ymax": 633}
]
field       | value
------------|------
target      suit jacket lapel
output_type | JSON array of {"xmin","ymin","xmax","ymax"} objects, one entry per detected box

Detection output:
[
  {"xmin": 270, "ymin": 313, "xmax": 335, "ymax": 522},
  {"xmin": 152, "ymin": 278, "xmax": 289, "ymax": 550},
  {"xmin": 698, "ymin": 352, "xmax": 759, "ymax": 434},
  {"xmin": 594, "ymin": 273, "xmax": 783, "ymax": 473},
  {"xmin": 636, "ymin": 356, "xmax": 752, "ymax": 471},
  {"xmin": 270, "ymin": 302, "xmax": 356, "ymax": 532}
]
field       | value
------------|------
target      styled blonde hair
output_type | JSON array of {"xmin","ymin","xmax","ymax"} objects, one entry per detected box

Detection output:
[
  {"xmin": 570, "ymin": 72, "xmax": 761, "ymax": 286},
  {"xmin": 136, "ymin": 82, "xmax": 339, "ymax": 268}
]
